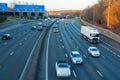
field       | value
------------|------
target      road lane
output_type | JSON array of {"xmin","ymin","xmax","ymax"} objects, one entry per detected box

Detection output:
[
  {"xmin": 0, "ymin": 21, "xmax": 44, "ymax": 80},
  {"xmin": 67, "ymin": 19, "xmax": 120, "ymax": 80}
]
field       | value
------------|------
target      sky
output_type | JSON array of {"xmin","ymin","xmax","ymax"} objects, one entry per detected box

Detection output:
[{"xmin": 0, "ymin": 0, "xmax": 98, "ymax": 10}]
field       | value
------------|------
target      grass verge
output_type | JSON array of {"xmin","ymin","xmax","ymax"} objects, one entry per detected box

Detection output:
[
  {"xmin": 0, "ymin": 18, "xmax": 17, "ymax": 26},
  {"xmin": 80, "ymin": 20, "xmax": 86, "ymax": 26}
]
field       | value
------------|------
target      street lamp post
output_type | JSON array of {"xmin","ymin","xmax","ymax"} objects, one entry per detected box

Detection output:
[
  {"xmin": 93, "ymin": 4, "xmax": 95, "ymax": 24},
  {"xmin": 107, "ymin": 0, "xmax": 111, "ymax": 28}
]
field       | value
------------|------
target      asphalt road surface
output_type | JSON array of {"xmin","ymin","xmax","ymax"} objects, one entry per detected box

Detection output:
[
  {"xmin": 39, "ymin": 19, "xmax": 120, "ymax": 80},
  {"xmin": 0, "ymin": 18, "xmax": 120, "ymax": 80}
]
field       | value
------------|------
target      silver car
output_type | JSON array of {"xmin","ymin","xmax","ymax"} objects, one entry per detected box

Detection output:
[
  {"xmin": 38, "ymin": 22, "xmax": 42, "ymax": 26},
  {"xmin": 88, "ymin": 47, "xmax": 100, "ymax": 57},
  {"xmin": 38, "ymin": 26, "xmax": 43, "ymax": 31},
  {"xmin": 56, "ymin": 61, "xmax": 71, "ymax": 77},
  {"xmin": 70, "ymin": 51, "xmax": 83, "ymax": 64}
]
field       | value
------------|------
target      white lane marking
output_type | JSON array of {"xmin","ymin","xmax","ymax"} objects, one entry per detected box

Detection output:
[
  {"xmin": 19, "ymin": 33, "xmax": 43, "ymax": 80},
  {"xmin": 13, "ymin": 37, "xmax": 15, "ymax": 39},
  {"xmin": 100, "ymin": 44, "xmax": 120, "ymax": 58},
  {"xmin": 100, "ymin": 40, "xmax": 120, "ymax": 53},
  {"xmin": 77, "ymin": 46, "xmax": 79, "ymax": 49},
  {"xmin": 19, "ymin": 43, "xmax": 22, "ymax": 45},
  {"xmin": 72, "ymin": 70, "xmax": 77, "ymax": 78},
  {"xmin": 10, "ymin": 52, "xmax": 14, "ymax": 55},
  {"xmin": 97, "ymin": 70, "xmax": 103, "ymax": 78},
  {"xmin": 83, "ymin": 55, "xmax": 86, "ymax": 58},
  {"xmin": 65, "ymin": 53, "xmax": 68, "ymax": 57},
  {"xmin": 101, "ymin": 55, "xmax": 105, "ymax": 58},
  {"xmin": 24, "ymin": 38, "xmax": 27, "ymax": 40},
  {"xmin": 46, "ymin": 29, "xmax": 52, "ymax": 80},
  {"xmin": 117, "ymin": 55, "xmax": 120, "ymax": 57},
  {"xmin": 62, "ymin": 45, "xmax": 64, "ymax": 48},
  {"xmin": 4, "ymin": 42, "xmax": 7, "ymax": 45},
  {"xmin": 113, "ymin": 52, "xmax": 116, "ymax": 55},
  {"xmin": 60, "ymin": 39, "xmax": 62, "ymax": 42}
]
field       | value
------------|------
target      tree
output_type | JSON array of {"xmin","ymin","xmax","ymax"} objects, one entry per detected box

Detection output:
[{"xmin": 104, "ymin": 0, "xmax": 120, "ymax": 28}]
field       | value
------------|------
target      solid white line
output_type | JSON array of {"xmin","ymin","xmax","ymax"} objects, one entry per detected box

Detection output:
[
  {"xmin": 19, "ymin": 33, "xmax": 42, "ymax": 80},
  {"xmin": 72, "ymin": 70, "xmax": 77, "ymax": 78},
  {"xmin": 97, "ymin": 70, "xmax": 103, "ymax": 78},
  {"xmin": 46, "ymin": 29, "xmax": 52, "ymax": 80}
]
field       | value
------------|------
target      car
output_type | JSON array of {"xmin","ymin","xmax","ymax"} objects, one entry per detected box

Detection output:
[
  {"xmin": 38, "ymin": 22, "xmax": 42, "ymax": 26},
  {"xmin": 42, "ymin": 24, "xmax": 46, "ymax": 27},
  {"xmin": 38, "ymin": 26, "xmax": 43, "ymax": 31},
  {"xmin": 2, "ymin": 34, "xmax": 11, "ymax": 40},
  {"xmin": 88, "ymin": 47, "xmax": 100, "ymax": 57},
  {"xmin": 56, "ymin": 61, "xmax": 71, "ymax": 77},
  {"xmin": 31, "ymin": 26, "xmax": 36, "ymax": 30},
  {"xmin": 70, "ymin": 51, "xmax": 83, "ymax": 64},
  {"xmin": 54, "ymin": 29, "xmax": 59, "ymax": 33},
  {"xmin": 44, "ymin": 19, "xmax": 48, "ymax": 21}
]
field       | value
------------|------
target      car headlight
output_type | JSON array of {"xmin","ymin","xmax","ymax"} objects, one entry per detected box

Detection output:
[
  {"xmin": 73, "ymin": 59, "xmax": 76, "ymax": 63},
  {"xmin": 57, "ymin": 70, "xmax": 60, "ymax": 74},
  {"xmin": 68, "ymin": 70, "xmax": 71, "ymax": 75}
]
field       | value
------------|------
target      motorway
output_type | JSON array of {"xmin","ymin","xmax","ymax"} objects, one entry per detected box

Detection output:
[
  {"xmin": 0, "ymin": 18, "xmax": 120, "ymax": 80},
  {"xmin": 0, "ymin": 19, "xmax": 54, "ymax": 80},
  {"xmin": 42, "ymin": 19, "xmax": 120, "ymax": 80}
]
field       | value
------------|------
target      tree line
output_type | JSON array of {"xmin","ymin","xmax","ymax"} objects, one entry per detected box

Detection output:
[{"xmin": 81, "ymin": 0, "xmax": 120, "ymax": 30}]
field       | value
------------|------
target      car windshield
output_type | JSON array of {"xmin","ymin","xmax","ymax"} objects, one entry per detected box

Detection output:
[
  {"xmin": 73, "ymin": 54, "xmax": 81, "ymax": 57},
  {"xmin": 58, "ymin": 63, "xmax": 68, "ymax": 68},
  {"xmin": 90, "ymin": 33, "xmax": 99, "ymax": 37},
  {"xmin": 91, "ymin": 48, "xmax": 98, "ymax": 51}
]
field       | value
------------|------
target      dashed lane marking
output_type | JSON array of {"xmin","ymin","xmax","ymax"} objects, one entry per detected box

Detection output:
[
  {"xmin": 101, "ymin": 55, "xmax": 105, "ymax": 58},
  {"xmin": 83, "ymin": 55, "xmax": 86, "ymax": 58},
  {"xmin": 10, "ymin": 52, "xmax": 14, "ymax": 55},
  {"xmin": 65, "ymin": 53, "xmax": 68, "ymax": 57},
  {"xmin": 97, "ymin": 70, "xmax": 103, "ymax": 78},
  {"xmin": 72, "ymin": 70, "xmax": 77, "ymax": 78},
  {"xmin": 62, "ymin": 45, "xmax": 64, "ymax": 49},
  {"xmin": 19, "ymin": 43, "xmax": 22, "ymax": 45},
  {"xmin": 4, "ymin": 42, "xmax": 7, "ymax": 45}
]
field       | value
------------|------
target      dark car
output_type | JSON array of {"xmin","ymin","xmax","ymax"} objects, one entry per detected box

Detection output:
[
  {"xmin": 38, "ymin": 26, "xmax": 43, "ymax": 31},
  {"xmin": 2, "ymin": 34, "xmax": 11, "ymax": 40},
  {"xmin": 31, "ymin": 26, "xmax": 36, "ymax": 30}
]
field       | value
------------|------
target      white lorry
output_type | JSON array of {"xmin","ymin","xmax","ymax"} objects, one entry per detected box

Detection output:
[{"xmin": 81, "ymin": 26, "xmax": 100, "ymax": 43}]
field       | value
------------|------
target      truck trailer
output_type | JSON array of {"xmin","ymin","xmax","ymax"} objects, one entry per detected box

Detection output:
[{"xmin": 81, "ymin": 26, "xmax": 100, "ymax": 43}]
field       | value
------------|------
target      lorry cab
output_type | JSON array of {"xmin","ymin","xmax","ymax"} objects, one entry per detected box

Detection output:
[{"xmin": 89, "ymin": 29, "xmax": 100, "ymax": 43}]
